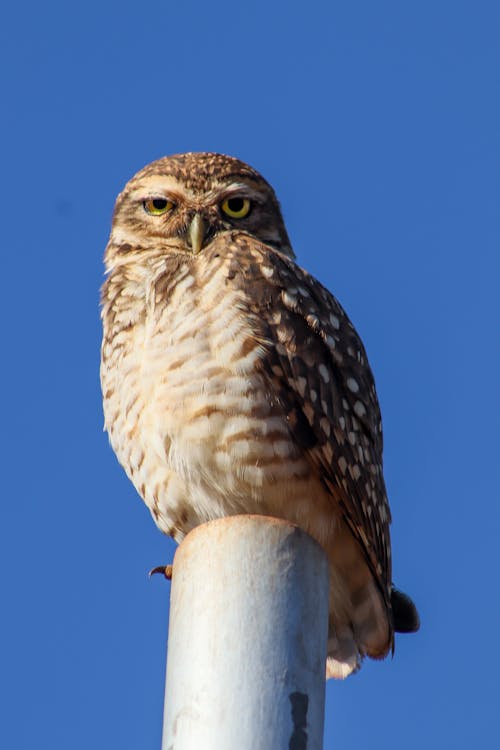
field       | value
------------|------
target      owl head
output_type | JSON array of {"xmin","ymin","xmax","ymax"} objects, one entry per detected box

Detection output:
[{"xmin": 105, "ymin": 152, "xmax": 294, "ymax": 269}]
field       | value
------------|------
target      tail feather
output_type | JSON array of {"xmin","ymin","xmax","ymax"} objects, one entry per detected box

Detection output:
[{"xmin": 391, "ymin": 587, "xmax": 420, "ymax": 633}]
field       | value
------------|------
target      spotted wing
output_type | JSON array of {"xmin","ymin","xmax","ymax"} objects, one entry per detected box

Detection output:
[{"xmin": 227, "ymin": 236, "xmax": 392, "ymax": 603}]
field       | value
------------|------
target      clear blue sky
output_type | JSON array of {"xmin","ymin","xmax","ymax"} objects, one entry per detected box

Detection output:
[{"xmin": 1, "ymin": 2, "xmax": 498, "ymax": 748}]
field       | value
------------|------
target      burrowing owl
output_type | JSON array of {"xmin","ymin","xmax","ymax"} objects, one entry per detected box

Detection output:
[{"xmin": 101, "ymin": 152, "xmax": 419, "ymax": 678}]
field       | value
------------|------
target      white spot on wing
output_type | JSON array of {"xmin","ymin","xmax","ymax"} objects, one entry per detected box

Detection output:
[
  {"xmin": 347, "ymin": 377, "xmax": 359, "ymax": 393},
  {"xmin": 261, "ymin": 265, "xmax": 274, "ymax": 278},
  {"xmin": 282, "ymin": 290, "xmax": 297, "ymax": 308},
  {"xmin": 325, "ymin": 335, "xmax": 336, "ymax": 348},
  {"xmin": 354, "ymin": 400, "xmax": 366, "ymax": 417},
  {"xmin": 329, "ymin": 313, "xmax": 340, "ymax": 329},
  {"xmin": 318, "ymin": 364, "xmax": 330, "ymax": 383}
]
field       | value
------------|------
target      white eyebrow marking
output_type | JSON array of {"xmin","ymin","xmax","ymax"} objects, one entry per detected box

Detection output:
[
  {"xmin": 126, "ymin": 177, "xmax": 269, "ymax": 207},
  {"xmin": 216, "ymin": 182, "xmax": 269, "ymax": 203}
]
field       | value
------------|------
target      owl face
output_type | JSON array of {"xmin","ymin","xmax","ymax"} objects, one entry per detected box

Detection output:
[{"xmin": 106, "ymin": 152, "xmax": 293, "ymax": 266}]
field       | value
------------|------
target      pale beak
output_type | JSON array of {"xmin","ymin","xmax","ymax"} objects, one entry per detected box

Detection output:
[{"xmin": 187, "ymin": 213, "xmax": 207, "ymax": 255}]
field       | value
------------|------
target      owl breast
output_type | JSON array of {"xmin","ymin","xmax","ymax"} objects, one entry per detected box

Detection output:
[{"xmin": 101, "ymin": 248, "xmax": 334, "ymax": 543}]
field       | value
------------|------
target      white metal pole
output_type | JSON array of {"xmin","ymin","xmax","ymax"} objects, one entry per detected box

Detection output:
[{"xmin": 161, "ymin": 514, "xmax": 329, "ymax": 750}]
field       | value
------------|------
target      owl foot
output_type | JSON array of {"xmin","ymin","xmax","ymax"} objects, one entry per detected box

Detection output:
[{"xmin": 149, "ymin": 564, "xmax": 173, "ymax": 580}]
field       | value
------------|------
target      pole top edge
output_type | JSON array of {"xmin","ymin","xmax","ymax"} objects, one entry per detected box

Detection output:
[{"xmin": 175, "ymin": 514, "xmax": 328, "ymax": 565}]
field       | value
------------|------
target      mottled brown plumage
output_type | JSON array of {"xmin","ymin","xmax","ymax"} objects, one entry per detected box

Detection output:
[{"xmin": 101, "ymin": 152, "xmax": 419, "ymax": 678}]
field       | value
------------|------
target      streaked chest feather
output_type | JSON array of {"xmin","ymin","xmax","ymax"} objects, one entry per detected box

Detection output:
[{"xmin": 101, "ymin": 257, "xmax": 330, "ymax": 535}]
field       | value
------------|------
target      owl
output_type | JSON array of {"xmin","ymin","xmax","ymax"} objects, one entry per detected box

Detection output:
[{"xmin": 100, "ymin": 152, "xmax": 419, "ymax": 679}]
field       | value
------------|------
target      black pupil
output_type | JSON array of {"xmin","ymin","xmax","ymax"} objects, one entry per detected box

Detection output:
[
  {"xmin": 227, "ymin": 197, "xmax": 245, "ymax": 213},
  {"xmin": 152, "ymin": 199, "xmax": 168, "ymax": 210}
]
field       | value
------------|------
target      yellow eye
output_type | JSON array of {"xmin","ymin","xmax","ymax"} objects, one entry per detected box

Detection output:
[
  {"xmin": 143, "ymin": 198, "xmax": 175, "ymax": 215},
  {"xmin": 221, "ymin": 197, "xmax": 251, "ymax": 219}
]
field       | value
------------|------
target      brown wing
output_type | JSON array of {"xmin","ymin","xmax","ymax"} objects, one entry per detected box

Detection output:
[{"xmin": 225, "ymin": 235, "xmax": 392, "ymax": 604}]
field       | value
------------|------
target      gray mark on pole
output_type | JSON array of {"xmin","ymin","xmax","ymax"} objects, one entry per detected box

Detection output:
[{"xmin": 289, "ymin": 691, "xmax": 309, "ymax": 750}]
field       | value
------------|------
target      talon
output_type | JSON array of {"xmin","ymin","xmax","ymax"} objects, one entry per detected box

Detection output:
[{"xmin": 149, "ymin": 564, "xmax": 173, "ymax": 580}]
